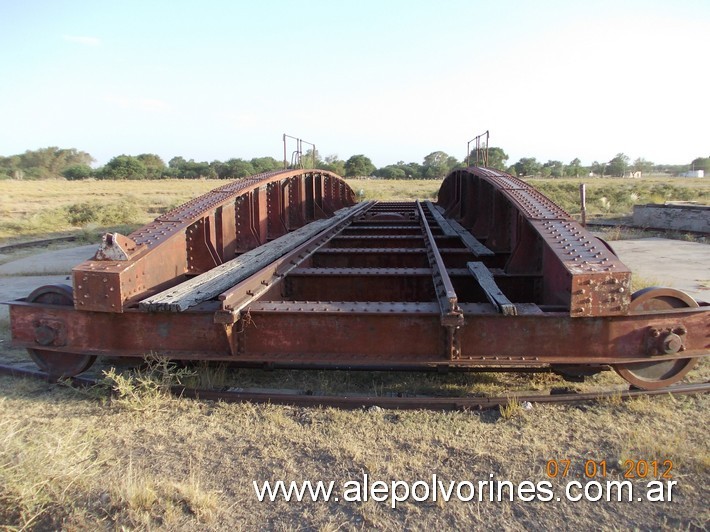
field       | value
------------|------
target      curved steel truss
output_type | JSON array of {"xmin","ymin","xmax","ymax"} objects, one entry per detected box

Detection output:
[{"xmin": 72, "ymin": 169, "xmax": 356, "ymax": 312}]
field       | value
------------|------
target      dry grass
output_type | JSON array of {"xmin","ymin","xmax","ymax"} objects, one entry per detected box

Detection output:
[
  {"xmin": 0, "ymin": 179, "xmax": 220, "ymax": 242},
  {"xmin": 0, "ymin": 361, "xmax": 708, "ymax": 530},
  {"xmin": 630, "ymin": 275, "xmax": 667, "ymax": 293},
  {"xmin": 347, "ymin": 178, "xmax": 440, "ymax": 202},
  {"xmin": 525, "ymin": 176, "xmax": 710, "ymax": 217}
]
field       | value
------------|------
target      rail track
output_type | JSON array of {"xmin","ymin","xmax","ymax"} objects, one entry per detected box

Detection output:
[
  {"xmin": 0, "ymin": 235, "xmax": 79, "ymax": 253},
  {"xmin": 0, "ymin": 360, "xmax": 707, "ymax": 412},
  {"xmin": 4, "ymin": 167, "xmax": 709, "ymax": 393}
]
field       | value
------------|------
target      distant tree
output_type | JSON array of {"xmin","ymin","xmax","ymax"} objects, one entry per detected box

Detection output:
[
  {"xmin": 216, "ymin": 158, "xmax": 254, "ymax": 179},
  {"xmin": 608, "ymin": 153, "xmax": 630, "ymax": 177},
  {"xmin": 543, "ymin": 160, "xmax": 564, "ymax": 178},
  {"xmin": 137, "ymin": 153, "xmax": 166, "ymax": 179},
  {"xmin": 299, "ymin": 149, "xmax": 321, "ymax": 169},
  {"xmin": 0, "ymin": 147, "xmax": 94, "ymax": 179},
  {"xmin": 396, "ymin": 161, "xmax": 423, "ymax": 179},
  {"xmin": 374, "ymin": 161, "xmax": 423, "ymax": 179},
  {"xmin": 565, "ymin": 158, "xmax": 582, "ymax": 177},
  {"xmin": 345, "ymin": 155, "xmax": 375, "ymax": 177},
  {"xmin": 652, "ymin": 163, "xmax": 687, "ymax": 175},
  {"xmin": 62, "ymin": 164, "xmax": 93, "ymax": 180},
  {"xmin": 321, "ymin": 154, "xmax": 346, "ymax": 176},
  {"xmin": 590, "ymin": 161, "xmax": 606, "ymax": 176},
  {"xmin": 0, "ymin": 154, "xmax": 23, "ymax": 179},
  {"xmin": 250, "ymin": 156, "xmax": 282, "ymax": 174},
  {"xmin": 376, "ymin": 165, "xmax": 407, "ymax": 179},
  {"xmin": 164, "ymin": 157, "xmax": 217, "ymax": 179},
  {"xmin": 99, "ymin": 155, "xmax": 147, "ymax": 179},
  {"xmin": 209, "ymin": 160, "xmax": 226, "ymax": 177},
  {"xmin": 423, "ymin": 151, "xmax": 458, "ymax": 179},
  {"xmin": 185, "ymin": 160, "xmax": 217, "ymax": 179},
  {"xmin": 513, "ymin": 157, "xmax": 541, "ymax": 177},
  {"xmin": 467, "ymin": 146, "xmax": 508, "ymax": 171},
  {"xmin": 168, "ymin": 156, "xmax": 187, "ymax": 169},
  {"xmin": 486, "ymin": 147, "xmax": 508, "ymax": 171},
  {"xmin": 24, "ymin": 147, "xmax": 94, "ymax": 178},
  {"xmin": 632, "ymin": 157, "xmax": 654, "ymax": 176}
]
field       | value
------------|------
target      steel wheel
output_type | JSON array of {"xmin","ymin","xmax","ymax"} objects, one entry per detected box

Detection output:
[
  {"xmin": 26, "ymin": 284, "xmax": 96, "ymax": 378},
  {"xmin": 613, "ymin": 287, "xmax": 698, "ymax": 390}
]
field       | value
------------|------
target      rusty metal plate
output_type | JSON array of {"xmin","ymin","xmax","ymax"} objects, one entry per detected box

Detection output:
[
  {"xmin": 503, "ymin": 188, "xmax": 571, "ymax": 220},
  {"xmin": 157, "ymin": 191, "xmax": 235, "ymax": 223},
  {"xmin": 532, "ymin": 220, "xmax": 629, "ymax": 275},
  {"xmin": 530, "ymin": 219, "xmax": 631, "ymax": 316},
  {"xmin": 129, "ymin": 220, "xmax": 184, "ymax": 247},
  {"xmin": 247, "ymin": 301, "xmax": 440, "ymax": 314},
  {"xmin": 157, "ymin": 171, "xmax": 281, "ymax": 223},
  {"xmin": 291, "ymin": 267, "xmax": 432, "ymax": 276}
]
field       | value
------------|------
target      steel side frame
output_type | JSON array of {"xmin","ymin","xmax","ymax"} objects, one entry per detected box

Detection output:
[{"xmin": 8, "ymin": 300, "xmax": 707, "ymax": 366}]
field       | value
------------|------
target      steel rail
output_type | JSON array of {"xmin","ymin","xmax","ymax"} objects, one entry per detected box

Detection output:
[
  {"xmin": 217, "ymin": 201, "xmax": 374, "ymax": 318},
  {"xmin": 0, "ymin": 361, "xmax": 707, "ymax": 411},
  {"xmin": 0, "ymin": 235, "xmax": 79, "ymax": 253},
  {"xmin": 172, "ymin": 381, "xmax": 710, "ymax": 411},
  {"xmin": 416, "ymin": 200, "xmax": 465, "ymax": 360},
  {"xmin": 415, "ymin": 201, "xmax": 462, "ymax": 327}
]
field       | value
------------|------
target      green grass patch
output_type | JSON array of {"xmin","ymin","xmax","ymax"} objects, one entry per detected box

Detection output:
[{"xmin": 526, "ymin": 177, "xmax": 709, "ymax": 218}]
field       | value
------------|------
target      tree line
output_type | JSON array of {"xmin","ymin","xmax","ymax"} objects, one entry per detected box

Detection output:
[{"xmin": 1, "ymin": 146, "xmax": 708, "ymax": 181}]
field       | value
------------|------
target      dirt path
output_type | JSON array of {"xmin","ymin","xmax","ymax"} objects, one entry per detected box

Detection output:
[{"xmin": 608, "ymin": 238, "xmax": 710, "ymax": 301}]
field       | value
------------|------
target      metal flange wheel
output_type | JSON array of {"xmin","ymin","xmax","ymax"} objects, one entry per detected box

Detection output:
[
  {"xmin": 26, "ymin": 284, "xmax": 96, "ymax": 378},
  {"xmin": 613, "ymin": 287, "xmax": 698, "ymax": 390}
]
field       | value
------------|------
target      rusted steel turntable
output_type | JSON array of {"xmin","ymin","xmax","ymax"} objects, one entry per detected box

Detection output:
[{"xmin": 7, "ymin": 168, "xmax": 709, "ymax": 390}]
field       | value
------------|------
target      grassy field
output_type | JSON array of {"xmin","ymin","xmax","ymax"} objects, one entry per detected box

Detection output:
[
  {"xmin": 526, "ymin": 176, "xmax": 710, "ymax": 218},
  {"xmin": 0, "ymin": 361, "xmax": 708, "ymax": 530},
  {"xmin": 1, "ymin": 175, "xmax": 708, "ymax": 243},
  {"xmin": 0, "ymin": 175, "xmax": 709, "ymax": 530}
]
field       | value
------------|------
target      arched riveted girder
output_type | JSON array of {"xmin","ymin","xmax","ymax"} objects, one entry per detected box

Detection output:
[
  {"xmin": 72, "ymin": 170, "xmax": 356, "ymax": 313},
  {"xmin": 437, "ymin": 167, "xmax": 632, "ymax": 317}
]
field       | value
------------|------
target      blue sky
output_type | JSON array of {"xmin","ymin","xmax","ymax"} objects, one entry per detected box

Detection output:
[{"xmin": 1, "ymin": 0, "xmax": 708, "ymax": 168}]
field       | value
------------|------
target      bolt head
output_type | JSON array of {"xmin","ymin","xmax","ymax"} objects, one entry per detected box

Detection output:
[
  {"xmin": 662, "ymin": 333, "xmax": 683, "ymax": 354},
  {"xmin": 34, "ymin": 325, "xmax": 56, "ymax": 346}
]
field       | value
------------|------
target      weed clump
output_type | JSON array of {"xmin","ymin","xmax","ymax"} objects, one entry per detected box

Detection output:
[
  {"xmin": 66, "ymin": 199, "xmax": 139, "ymax": 226},
  {"xmin": 498, "ymin": 396, "xmax": 524, "ymax": 420},
  {"xmin": 102, "ymin": 355, "xmax": 196, "ymax": 412}
]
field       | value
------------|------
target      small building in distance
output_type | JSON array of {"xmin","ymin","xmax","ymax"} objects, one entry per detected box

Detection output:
[{"xmin": 679, "ymin": 170, "xmax": 705, "ymax": 178}]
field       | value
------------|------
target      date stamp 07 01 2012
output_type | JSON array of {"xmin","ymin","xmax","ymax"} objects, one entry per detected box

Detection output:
[{"xmin": 546, "ymin": 459, "xmax": 674, "ymax": 480}]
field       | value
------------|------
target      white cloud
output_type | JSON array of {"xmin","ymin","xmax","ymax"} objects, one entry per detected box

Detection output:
[{"xmin": 62, "ymin": 35, "xmax": 101, "ymax": 46}]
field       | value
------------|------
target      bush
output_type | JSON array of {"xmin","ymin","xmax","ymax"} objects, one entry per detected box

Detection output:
[
  {"xmin": 66, "ymin": 200, "xmax": 139, "ymax": 226},
  {"xmin": 98, "ymin": 155, "xmax": 148, "ymax": 180},
  {"xmin": 102, "ymin": 355, "xmax": 196, "ymax": 412},
  {"xmin": 62, "ymin": 164, "xmax": 93, "ymax": 180}
]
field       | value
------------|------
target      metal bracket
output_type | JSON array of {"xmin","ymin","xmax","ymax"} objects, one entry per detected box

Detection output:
[
  {"xmin": 646, "ymin": 326, "xmax": 688, "ymax": 356},
  {"xmin": 94, "ymin": 233, "xmax": 144, "ymax": 261}
]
